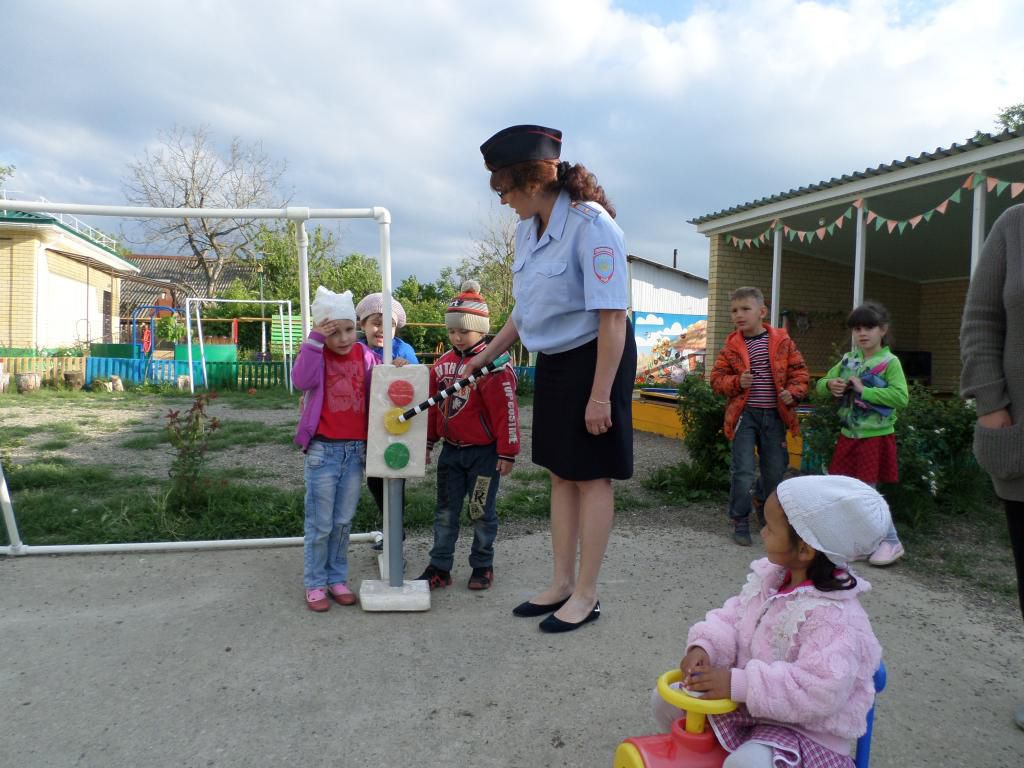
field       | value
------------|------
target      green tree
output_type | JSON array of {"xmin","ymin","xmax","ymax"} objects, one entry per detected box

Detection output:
[
  {"xmin": 446, "ymin": 209, "xmax": 518, "ymax": 324},
  {"xmin": 0, "ymin": 163, "xmax": 14, "ymax": 186},
  {"xmin": 996, "ymin": 102, "xmax": 1024, "ymax": 132},
  {"xmin": 394, "ymin": 275, "xmax": 452, "ymax": 355},
  {"xmin": 252, "ymin": 222, "xmax": 382, "ymax": 303}
]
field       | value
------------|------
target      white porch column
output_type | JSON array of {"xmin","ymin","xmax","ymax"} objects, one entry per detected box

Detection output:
[
  {"xmin": 770, "ymin": 228, "xmax": 782, "ymax": 327},
  {"xmin": 971, "ymin": 176, "xmax": 987, "ymax": 275},
  {"xmin": 853, "ymin": 202, "xmax": 867, "ymax": 307}
]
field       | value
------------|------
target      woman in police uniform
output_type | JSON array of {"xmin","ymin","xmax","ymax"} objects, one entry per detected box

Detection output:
[{"xmin": 466, "ymin": 124, "xmax": 636, "ymax": 633}]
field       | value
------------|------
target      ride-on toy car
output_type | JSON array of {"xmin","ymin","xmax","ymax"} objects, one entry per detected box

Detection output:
[{"xmin": 614, "ymin": 663, "xmax": 887, "ymax": 768}]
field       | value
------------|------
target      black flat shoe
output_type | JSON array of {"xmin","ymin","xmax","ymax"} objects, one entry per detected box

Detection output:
[
  {"xmin": 538, "ymin": 602, "xmax": 601, "ymax": 633},
  {"xmin": 511, "ymin": 595, "xmax": 571, "ymax": 618}
]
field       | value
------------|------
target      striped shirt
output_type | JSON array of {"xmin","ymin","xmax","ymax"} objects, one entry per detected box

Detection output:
[{"xmin": 743, "ymin": 331, "xmax": 777, "ymax": 407}]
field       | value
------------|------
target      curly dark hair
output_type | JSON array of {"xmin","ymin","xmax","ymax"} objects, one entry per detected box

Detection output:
[{"xmin": 489, "ymin": 159, "xmax": 616, "ymax": 218}]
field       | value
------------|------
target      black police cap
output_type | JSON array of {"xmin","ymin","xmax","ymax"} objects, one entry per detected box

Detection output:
[{"xmin": 480, "ymin": 125, "xmax": 562, "ymax": 170}]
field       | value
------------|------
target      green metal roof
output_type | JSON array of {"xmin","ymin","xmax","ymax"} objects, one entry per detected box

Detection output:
[{"xmin": 0, "ymin": 208, "xmax": 121, "ymax": 257}]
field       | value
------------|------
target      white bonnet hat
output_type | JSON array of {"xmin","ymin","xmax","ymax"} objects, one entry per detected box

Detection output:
[
  {"xmin": 355, "ymin": 292, "xmax": 407, "ymax": 329},
  {"xmin": 775, "ymin": 475, "xmax": 891, "ymax": 567},
  {"xmin": 311, "ymin": 286, "xmax": 356, "ymax": 326}
]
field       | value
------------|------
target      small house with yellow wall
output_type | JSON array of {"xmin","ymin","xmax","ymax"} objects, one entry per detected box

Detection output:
[{"xmin": 0, "ymin": 204, "xmax": 139, "ymax": 353}]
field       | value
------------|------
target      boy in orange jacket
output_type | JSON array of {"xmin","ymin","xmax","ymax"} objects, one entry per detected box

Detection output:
[{"xmin": 710, "ymin": 287, "xmax": 808, "ymax": 546}]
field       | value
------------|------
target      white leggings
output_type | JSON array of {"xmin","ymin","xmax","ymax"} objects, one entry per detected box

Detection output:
[
  {"xmin": 650, "ymin": 686, "xmax": 775, "ymax": 768},
  {"xmin": 724, "ymin": 742, "xmax": 774, "ymax": 768}
]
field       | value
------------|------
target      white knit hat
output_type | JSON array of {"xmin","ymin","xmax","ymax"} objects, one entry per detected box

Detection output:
[
  {"xmin": 775, "ymin": 475, "xmax": 891, "ymax": 567},
  {"xmin": 355, "ymin": 292, "xmax": 407, "ymax": 329},
  {"xmin": 311, "ymin": 286, "xmax": 356, "ymax": 326}
]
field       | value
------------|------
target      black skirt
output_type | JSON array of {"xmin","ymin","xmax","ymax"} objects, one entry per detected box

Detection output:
[{"xmin": 532, "ymin": 324, "xmax": 636, "ymax": 481}]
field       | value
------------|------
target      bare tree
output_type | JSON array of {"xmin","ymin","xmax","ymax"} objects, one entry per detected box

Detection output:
[
  {"xmin": 447, "ymin": 209, "xmax": 519, "ymax": 322},
  {"xmin": 124, "ymin": 126, "xmax": 287, "ymax": 296},
  {"xmin": 0, "ymin": 163, "xmax": 14, "ymax": 186}
]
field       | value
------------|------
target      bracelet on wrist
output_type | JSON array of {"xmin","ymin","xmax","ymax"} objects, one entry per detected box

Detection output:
[{"xmin": 590, "ymin": 396, "xmax": 610, "ymax": 405}]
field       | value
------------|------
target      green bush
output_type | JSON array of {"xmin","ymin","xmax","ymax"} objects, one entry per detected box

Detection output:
[
  {"xmin": 644, "ymin": 374, "xmax": 729, "ymax": 501},
  {"xmin": 801, "ymin": 385, "xmax": 993, "ymax": 523}
]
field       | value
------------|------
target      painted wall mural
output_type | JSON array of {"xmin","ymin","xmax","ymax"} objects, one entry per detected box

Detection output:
[{"xmin": 633, "ymin": 311, "xmax": 707, "ymax": 387}]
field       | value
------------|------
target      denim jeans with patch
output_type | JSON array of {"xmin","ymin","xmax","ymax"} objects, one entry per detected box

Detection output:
[
  {"xmin": 729, "ymin": 408, "xmax": 788, "ymax": 528},
  {"xmin": 429, "ymin": 442, "xmax": 501, "ymax": 571},
  {"xmin": 303, "ymin": 439, "xmax": 366, "ymax": 589}
]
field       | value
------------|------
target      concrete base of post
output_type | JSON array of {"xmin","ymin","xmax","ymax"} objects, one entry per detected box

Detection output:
[{"xmin": 358, "ymin": 579, "xmax": 430, "ymax": 611}]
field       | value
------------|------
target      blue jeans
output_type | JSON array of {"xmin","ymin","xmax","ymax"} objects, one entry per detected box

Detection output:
[
  {"xmin": 303, "ymin": 439, "xmax": 366, "ymax": 589},
  {"xmin": 429, "ymin": 442, "xmax": 501, "ymax": 571},
  {"xmin": 729, "ymin": 408, "xmax": 788, "ymax": 527}
]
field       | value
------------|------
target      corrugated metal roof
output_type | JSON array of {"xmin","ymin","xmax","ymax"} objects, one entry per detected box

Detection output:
[
  {"xmin": 689, "ymin": 128, "xmax": 1024, "ymax": 225},
  {"xmin": 120, "ymin": 254, "xmax": 259, "ymax": 311}
]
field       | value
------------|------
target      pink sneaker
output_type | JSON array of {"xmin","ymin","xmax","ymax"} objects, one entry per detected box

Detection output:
[
  {"xmin": 305, "ymin": 587, "xmax": 330, "ymax": 612},
  {"xmin": 868, "ymin": 541, "xmax": 905, "ymax": 566},
  {"xmin": 328, "ymin": 582, "xmax": 357, "ymax": 606}
]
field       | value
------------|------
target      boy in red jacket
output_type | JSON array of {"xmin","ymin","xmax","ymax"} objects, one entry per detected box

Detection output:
[
  {"xmin": 710, "ymin": 287, "xmax": 808, "ymax": 546},
  {"xmin": 417, "ymin": 281, "xmax": 520, "ymax": 591}
]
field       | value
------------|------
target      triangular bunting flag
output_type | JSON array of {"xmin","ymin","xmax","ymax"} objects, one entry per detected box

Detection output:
[
  {"xmin": 963, "ymin": 175, "xmax": 974, "ymax": 190},
  {"xmin": 745, "ymin": 239, "xmax": 753, "ymax": 248},
  {"xmin": 827, "ymin": 224, "xmax": 835, "ymax": 236},
  {"xmin": 886, "ymin": 220, "xmax": 897, "ymax": 234},
  {"xmin": 874, "ymin": 218, "xmax": 885, "ymax": 231},
  {"xmin": 783, "ymin": 225, "xmax": 791, "ymax": 234},
  {"xmin": 924, "ymin": 210, "xmax": 934, "ymax": 222},
  {"xmin": 936, "ymin": 199, "xmax": 949, "ymax": 214},
  {"xmin": 950, "ymin": 189, "xmax": 961, "ymax": 204},
  {"xmin": 1012, "ymin": 182, "xmax": 1024, "ymax": 199},
  {"xmin": 866, "ymin": 211, "xmax": 877, "ymax": 225},
  {"xmin": 844, "ymin": 208, "xmax": 853, "ymax": 220},
  {"xmin": 797, "ymin": 231, "xmax": 806, "ymax": 243},
  {"xmin": 986, "ymin": 176, "xmax": 999, "ymax": 193},
  {"xmin": 996, "ymin": 181, "xmax": 1009, "ymax": 196},
  {"xmin": 974, "ymin": 172, "xmax": 986, "ymax": 188},
  {"xmin": 835, "ymin": 215, "xmax": 844, "ymax": 229},
  {"xmin": 788, "ymin": 229, "xmax": 796, "ymax": 241},
  {"xmin": 852, "ymin": 199, "xmax": 863, "ymax": 209},
  {"xmin": 816, "ymin": 227, "xmax": 826, "ymax": 240},
  {"xmin": 909, "ymin": 215, "xmax": 923, "ymax": 229},
  {"xmin": 897, "ymin": 221, "xmax": 908, "ymax": 234}
]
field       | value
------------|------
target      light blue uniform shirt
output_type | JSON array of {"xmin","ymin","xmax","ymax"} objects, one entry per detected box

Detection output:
[{"xmin": 510, "ymin": 189, "xmax": 629, "ymax": 355}]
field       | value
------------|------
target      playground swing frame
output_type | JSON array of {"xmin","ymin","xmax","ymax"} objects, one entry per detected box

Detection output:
[
  {"xmin": 0, "ymin": 198, "xmax": 401, "ymax": 561},
  {"xmin": 183, "ymin": 297, "xmax": 295, "ymax": 394}
]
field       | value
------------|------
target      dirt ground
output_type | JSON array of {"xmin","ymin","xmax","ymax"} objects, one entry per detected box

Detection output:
[{"xmin": 1, "ymin": 395, "xmax": 1022, "ymax": 766}]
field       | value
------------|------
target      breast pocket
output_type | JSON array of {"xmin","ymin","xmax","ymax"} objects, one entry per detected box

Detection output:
[{"xmin": 536, "ymin": 260, "xmax": 567, "ymax": 278}]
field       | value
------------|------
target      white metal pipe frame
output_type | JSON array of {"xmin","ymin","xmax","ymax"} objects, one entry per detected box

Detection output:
[{"xmin": 0, "ymin": 198, "xmax": 393, "ymax": 557}]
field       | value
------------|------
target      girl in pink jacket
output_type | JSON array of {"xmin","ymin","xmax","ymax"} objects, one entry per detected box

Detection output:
[{"xmin": 653, "ymin": 475, "xmax": 889, "ymax": 768}]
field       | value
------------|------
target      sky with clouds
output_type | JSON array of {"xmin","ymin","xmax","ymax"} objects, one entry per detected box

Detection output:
[{"xmin": 2, "ymin": 0, "xmax": 1021, "ymax": 283}]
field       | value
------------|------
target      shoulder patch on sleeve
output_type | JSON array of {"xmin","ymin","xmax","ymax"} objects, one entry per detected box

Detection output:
[
  {"xmin": 592, "ymin": 247, "xmax": 615, "ymax": 283},
  {"xmin": 570, "ymin": 201, "xmax": 600, "ymax": 221}
]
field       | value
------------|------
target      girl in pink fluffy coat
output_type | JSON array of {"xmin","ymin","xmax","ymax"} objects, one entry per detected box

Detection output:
[{"xmin": 652, "ymin": 475, "xmax": 889, "ymax": 768}]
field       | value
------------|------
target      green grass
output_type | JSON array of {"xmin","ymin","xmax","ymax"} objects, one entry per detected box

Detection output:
[
  {"xmin": 38, "ymin": 439, "xmax": 72, "ymax": 451},
  {"xmin": 510, "ymin": 468, "xmax": 548, "ymax": 483},
  {"xmin": 121, "ymin": 430, "xmax": 168, "ymax": 450},
  {"xmin": 0, "ymin": 426, "xmax": 35, "ymax": 450},
  {"xmin": 206, "ymin": 421, "xmax": 295, "ymax": 450},
  {"xmin": 211, "ymin": 388, "xmax": 300, "ymax": 410}
]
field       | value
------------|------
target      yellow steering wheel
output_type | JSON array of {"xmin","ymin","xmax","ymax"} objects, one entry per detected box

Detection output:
[{"xmin": 656, "ymin": 669, "xmax": 738, "ymax": 734}]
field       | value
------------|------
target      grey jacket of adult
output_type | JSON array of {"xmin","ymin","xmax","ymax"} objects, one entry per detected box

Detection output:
[{"xmin": 960, "ymin": 203, "xmax": 1024, "ymax": 502}]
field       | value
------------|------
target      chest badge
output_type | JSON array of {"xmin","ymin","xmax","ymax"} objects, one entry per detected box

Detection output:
[{"xmin": 593, "ymin": 247, "xmax": 615, "ymax": 283}]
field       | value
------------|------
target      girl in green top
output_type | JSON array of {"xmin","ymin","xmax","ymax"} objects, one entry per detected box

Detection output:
[{"xmin": 816, "ymin": 302, "xmax": 909, "ymax": 566}]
